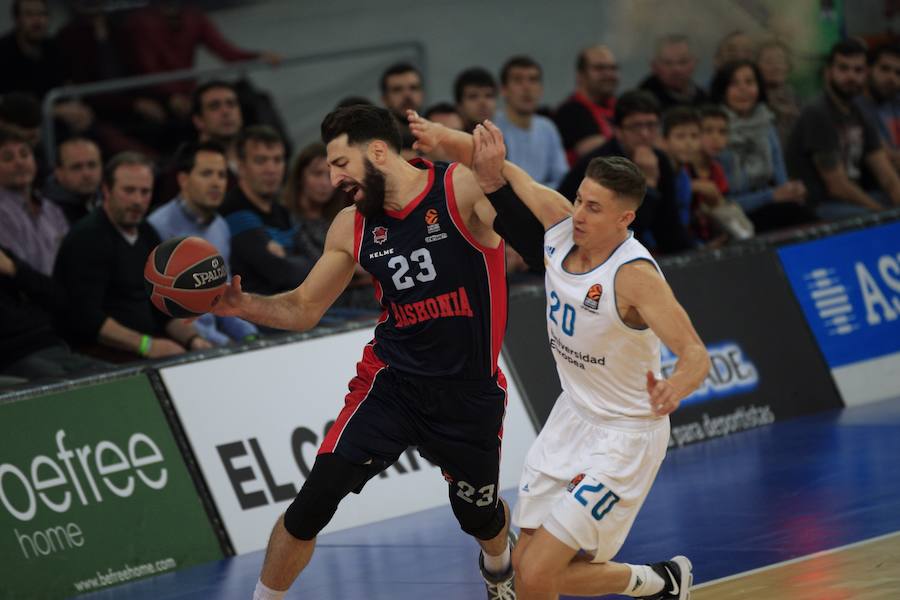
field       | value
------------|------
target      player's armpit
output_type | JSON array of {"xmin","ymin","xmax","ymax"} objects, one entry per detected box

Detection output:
[{"xmin": 616, "ymin": 261, "xmax": 710, "ymax": 401}]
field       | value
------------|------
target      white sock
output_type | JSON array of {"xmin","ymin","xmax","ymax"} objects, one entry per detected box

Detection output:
[
  {"xmin": 253, "ymin": 580, "xmax": 287, "ymax": 600},
  {"xmin": 622, "ymin": 564, "xmax": 664, "ymax": 596},
  {"xmin": 483, "ymin": 542, "xmax": 512, "ymax": 575}
]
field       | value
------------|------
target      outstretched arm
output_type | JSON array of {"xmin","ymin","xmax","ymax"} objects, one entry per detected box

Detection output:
[
  {"xmin": 213, "ymin": 208, "xmax": 358, "ymax": 331},
  {"xmin": 616, "ymin": 261, "xmax": 710, "ymax": 416}
]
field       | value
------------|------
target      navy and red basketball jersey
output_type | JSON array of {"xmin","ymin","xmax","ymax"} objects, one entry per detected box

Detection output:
[{"xmin": 355, "ymin": 159, "xmax": 507, "ymax": 380}]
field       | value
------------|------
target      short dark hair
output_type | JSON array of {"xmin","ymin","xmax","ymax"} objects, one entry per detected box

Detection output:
[
  {"xmin": 236, "ymin": 125, "xmax": 284, "ymax": 161},
  {"xmin": 335, "ymin": 96, "xmax": 374, "ymax": 109},
  {"xmin": 698, "ymin": 104, "xmax": 729, "ymax": 122},
  {"xmin": 868, "ymin": 43, "xmax": 900, "ymax": 66},
  {"xmin": 55, "ymin": 136, "xmax": 100, "ymax": 167},
  {"xmin": 320, "ymin": 104, "xmax": 402, "ymax": 153},
  {"xmin": 709, "ymin": 60, "xmax": 768, "ymax": 107},
  {"xmin": 613, "ymin": 90, "xmax": 661, "ymax": 125},
  {"xmin": 424, "ymin": 102, "xmax": 459, "ymax": 120},
  {"xmin": 662, "ymin": 106, "xmax": 701, "ymax": 136},
  {"xmin": 453, "ymin": 67, "xmax": 497, "ymax": 103},
  {"xmin": 500, "ymin": 56, "xmax": 542, "ymax": 86},
  {"xmin": 0, "ymin": 126, "xmax": 31, "ymax": 149},
  {"xmin": 103, "ymin": 151, "xmax": 153, "ymax": 189},
  {"xmin": 380, "ymin": 62, "xmax": 421, "ymax": 94},
  {"xmin": 0, "ymin": 92, "xmax": 41, "ymax": 128},
  {"xmin": 827, "ymin": 38, "xmax": 867, "ymax": 66},
  {"xmin": 585, "ymin": 156, "xmax": 647, "ymax": 208},
  {"xmin": 191, "ymin": 80, "xmax": 238, "ymax": 117},
  {"xmin": 173, "ymin": 140, "xmax": 227, "ymax": 175}
]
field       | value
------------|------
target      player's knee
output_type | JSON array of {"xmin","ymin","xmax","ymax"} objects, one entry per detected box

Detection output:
[
  {"xmin": 456, "ymin": 501, "xmax": 506, "ymax": 540},
  {"xmin": 282, "ymin": 482, "xmax": 341, "ymax": 540},
  {"xmin": 516, "ymin": 556, "xmax": 558, "ymax": 594},
  {"xmin": 282, "ymin": 454, "xmax": 363, "ymax": 540}
]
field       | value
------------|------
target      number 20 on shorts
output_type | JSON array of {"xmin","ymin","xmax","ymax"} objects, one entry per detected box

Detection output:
[{"xmin": 573, "ymin": 479, "xmax": 620, "ymax": 521}]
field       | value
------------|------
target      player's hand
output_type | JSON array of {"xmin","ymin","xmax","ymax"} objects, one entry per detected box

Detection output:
[
  {"xmin": 407, "ymin": 109, "xmax": 446, "ymax": 154},
  {"xmin": 213, "ymin": 275, "xmax": 248, "ymax": 317},
  {"xmin": 147, "ymin": 338, "xmax": 186, "ymax": 358},
  {"xmin": 473, "ymin": 121, "xmax": 508, "ymax": 193},
  {"xmin": 646, "ymin": 371, "xmax": 680, "ymax": 416}
]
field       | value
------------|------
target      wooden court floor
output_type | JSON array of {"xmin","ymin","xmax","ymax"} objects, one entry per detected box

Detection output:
[{"xmin": 82, "ymin": 397, "xmax": 900, "ymax": 600}]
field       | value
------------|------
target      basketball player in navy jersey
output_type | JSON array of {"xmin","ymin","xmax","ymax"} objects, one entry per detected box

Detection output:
[
  {"xmin": 409, "ymin": 114, "xmax": 710, "ymax": 600},
  {"xmin": 214, "ymin": 105, "xmax": 518, "ymax": 600}
]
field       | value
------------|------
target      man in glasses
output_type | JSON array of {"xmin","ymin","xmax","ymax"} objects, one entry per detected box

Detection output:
[{"xmin": 558, "ymin": 91, "xmax": 695, "ymax": 254}]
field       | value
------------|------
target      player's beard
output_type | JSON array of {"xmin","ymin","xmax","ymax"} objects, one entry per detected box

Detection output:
[{"xmin": 356, "ymin": 158, "xmax": 387, "ymax": 218}]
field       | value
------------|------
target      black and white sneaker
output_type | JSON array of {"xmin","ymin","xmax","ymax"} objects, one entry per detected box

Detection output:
[
  {"xmin": 639, "ymin": 555, "xmax": 692, "ymax": 600},
  {"xmin": 478, "ymin": 528, "xmax": 518, "ymax": 600}
]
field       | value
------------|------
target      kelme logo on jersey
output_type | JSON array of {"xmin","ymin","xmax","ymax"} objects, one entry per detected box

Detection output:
[
  {"xmin": 372, "ymin": 226, "xmax": 388, "ymax": 245},
  {"xmin": 566, "ymin": 473, "xmax": 585, "ymax": 492},
  {"xmin": 425, "ymin": 208, "xmax": 441, "ymax": 234},
  {"xmin": 583, "ymin": 284, "xmax": 603, "ymax": 310}
]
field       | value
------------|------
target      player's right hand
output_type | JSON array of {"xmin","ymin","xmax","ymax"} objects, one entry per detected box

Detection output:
[
  {"xmin": 213, "ymin": 275, "xmax": 247, "ymax": 317},
  {"xmin": 407, "ymin": 109, "xmax": 444, "ymax": 154},
  {"xmin": 473, "ymin": 121, "xmax": 507, "ymax": 193}
]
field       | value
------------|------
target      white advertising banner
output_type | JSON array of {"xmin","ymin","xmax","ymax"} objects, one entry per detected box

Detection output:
[{"xmin": 160, "ymin": 329, "xmax": 537, "ymax": 554}]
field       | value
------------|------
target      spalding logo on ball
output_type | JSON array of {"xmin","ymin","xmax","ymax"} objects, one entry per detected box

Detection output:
[{"xmin": 144, "ymin": 237, "xmax": 228, "ymax": 318}]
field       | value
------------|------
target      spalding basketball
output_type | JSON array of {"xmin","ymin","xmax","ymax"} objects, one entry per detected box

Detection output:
[{"xmin": 144, "ymin": 237, "xmax": 228, "ymax": 318}]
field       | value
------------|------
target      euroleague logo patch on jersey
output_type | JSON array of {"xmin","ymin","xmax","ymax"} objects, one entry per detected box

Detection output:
[
  {"xmin": 566, "ymin": 473, "xmax": 586, "ymax": 492},
  {"xmin": 372, "ymin": 226, "xmax": 388, "ymax": 245},
  {"xmin": 583, "ymin": 284, "xmax": 603, "ymax": 310},
  {"xmin": 425, "ymin": 208, "xmax": 441, "ymax": 233}
]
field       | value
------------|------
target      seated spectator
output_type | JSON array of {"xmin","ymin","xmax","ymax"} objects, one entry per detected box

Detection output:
[
  {"xmin": 856, "ymin": 44, "xmax": 900, "ymax": 170},
  {"xmin": 0, "ymin": 128, "xmax": 68, "ymax": 275},
  {"xmin": 494, "ymin": 56, "xmax": 568, "ymax": 188},
  {"xmin": 0, "ymin": 246, "xmax": 107, "ymax": 382},
  {"xmin": 453, "ymin": 67, "xmax": 498, "ymax": 132},
  {"xmin": 0, "ymin": 91, "xmax": 49, "ymax": 179},
  {"xmin": 123, "ymin": 2, "xmax": 281, "ymax": 119},
  {"xmin": 639, "ymin": 34, "xmax": 709, "ymax": 111},
  {"xmin": 54, "ymin": 152, "xmax": 212, "ymax": 362},
  {"xmin": 155, "ymin": 80, "xmax": 244, "ymax": 206},
  {"xmin": 787, "ymin": 39, "xmax": 900, "ymax": 220},
  {"xmin": 661, "ymin": 107, "xmax": 703, "ymax": 231},
  {"xmin": 422, "ymin": 103, "xmax": 464, "ymax": 161},
  {"xmin": 42, "ymin": 137, "xmax": 103, "ymax": 225},
  {"xmin": 221, "ymin": 126, "xmax": 309, "ymax": 295},
  {"xmin": 555, "ymin": 45, "xmax": 619, "ymax": 164},
  {"xmin": 711, "ymin": 60, "xmax": 815, "ymax": 232},
  {"xmin": 282, "ymin": 142, "xmax": 377, "ymax": 311},
  {"xmin": 0, "ymin": 0, "xmax": 94, "ymax": 139},
  {"xmin": 381, "ymin": 62, "xmax": 425, "ymax": 157},
  {"xmin": 692, "ymin": 105, "xmax": 755, "ymax": 241},
  {"xmin": 558, "ymin": 90, "xmax": 695, "ymax": 253},
  {"xmin": 756, "ymin": 40, "xmax": 801, "ymax": 150},
  {"xmin": 148, "ymin": 141, "xmax": 258, "ymax": 345},
  {"xmin": 714, "ymin": 31, "xmax": 756, "ymax": 69}
]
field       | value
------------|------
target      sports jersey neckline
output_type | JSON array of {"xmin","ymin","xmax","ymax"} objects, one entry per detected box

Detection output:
[
  {"xmin": 560, "ymin": 230, "xmax": 633, "ymax": 276},
  {"xmin": 384, "ymin": 158, "xmax": 436, "ymax": 220}
]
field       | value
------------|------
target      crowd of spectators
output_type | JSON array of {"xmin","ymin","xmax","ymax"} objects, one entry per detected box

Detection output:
[{"xmin": 2, "ymin": 0, "xmax": 899, "ymax": 387}]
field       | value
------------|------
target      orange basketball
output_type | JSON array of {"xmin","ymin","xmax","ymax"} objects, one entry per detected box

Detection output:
[{"xmin": 144, "ymin": 237, "xmax": 228, "ymax": 318}]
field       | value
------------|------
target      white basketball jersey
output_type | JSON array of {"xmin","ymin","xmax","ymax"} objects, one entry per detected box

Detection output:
[{"xmin": 543, "ymin": 218, "xmax": 663, "ymax": 422}]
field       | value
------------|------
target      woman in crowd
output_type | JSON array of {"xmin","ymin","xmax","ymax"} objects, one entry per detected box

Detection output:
[
  {"xmin": 756, "ymin": 40, "xmax": 801, "ymax": 150},
  {"xmin": 281, "ymin": 142, "xmax": 378, "ymax": 311},
  {"xmin": 710, "ymin": 60, "xmax": 816, "ymax": 232}
]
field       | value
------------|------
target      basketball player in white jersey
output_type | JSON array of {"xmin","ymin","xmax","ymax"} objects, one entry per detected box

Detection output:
[{"xmin": 409, "ymin": 114, "xmax": 710, "ymax": 600}]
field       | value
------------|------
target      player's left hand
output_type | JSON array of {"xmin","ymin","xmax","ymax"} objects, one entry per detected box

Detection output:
[{"xmin": 646, "ymin": 371, "xmax": 680, "ymax": 416}]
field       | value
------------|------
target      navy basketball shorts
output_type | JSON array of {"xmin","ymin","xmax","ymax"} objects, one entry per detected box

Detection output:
[{"xmin": 319, "ymin": 343, "xmax": 509, "ymax": 513}]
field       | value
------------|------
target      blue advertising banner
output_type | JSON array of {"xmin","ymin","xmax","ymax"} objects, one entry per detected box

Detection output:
[{"xmin": 777, "ymin": 221, "xmax": 900, "ymax": 369}]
